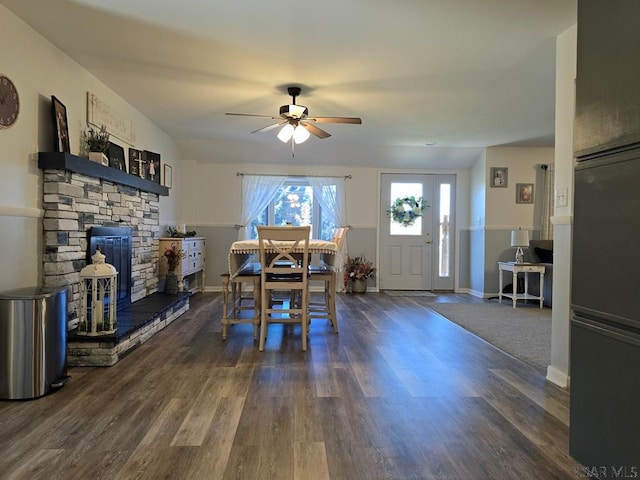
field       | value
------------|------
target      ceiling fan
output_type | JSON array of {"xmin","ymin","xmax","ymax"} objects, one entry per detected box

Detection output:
[{"xmin": 225, "ymin": 86, "xmax": 362, "ymax": 155}]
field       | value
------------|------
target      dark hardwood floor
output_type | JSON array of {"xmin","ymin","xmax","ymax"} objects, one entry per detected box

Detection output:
[{"xmin": 0, "ymin": 292, "xmax": 578, "ymax": 479}]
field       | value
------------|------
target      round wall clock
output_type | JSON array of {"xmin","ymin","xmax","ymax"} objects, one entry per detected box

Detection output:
[{"xmin": 0, "ymin": 74, "xmax": 20, "ymax": 128}]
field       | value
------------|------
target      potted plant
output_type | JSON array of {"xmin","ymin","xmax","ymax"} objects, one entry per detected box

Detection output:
[
  {"xmin": 163, "ymin": 243, "xmax": 186, "ymax": 294},
  {"xmin": 344, "ymin": 254, "xmax": 376, "ymax": 293},
  {"xmin": 84, "ymin": 125, "xmax": 110, "ymax": 165}
]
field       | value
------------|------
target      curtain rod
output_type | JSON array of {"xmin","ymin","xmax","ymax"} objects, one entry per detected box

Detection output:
[{"xmin": 236, "ymin": 172, "xmax": 352, "ymax": 179}]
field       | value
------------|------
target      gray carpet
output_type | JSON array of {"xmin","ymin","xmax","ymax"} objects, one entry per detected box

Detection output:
[
  {"xmin": 428, "ymin": 302, "xmax": 551, "ymax": 374},
  {"xmin": 384, "ymin": 291, "xmax": 435, "ymax": 297}
]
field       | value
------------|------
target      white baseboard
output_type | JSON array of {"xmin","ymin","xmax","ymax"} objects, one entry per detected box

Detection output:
[
  {"xmin": 546, "ymin": 365, "xmax": 570, "ymax": 388},
  {"xmin": 462, "ymin": 288, "xmax": 487, "ymax": 299}
]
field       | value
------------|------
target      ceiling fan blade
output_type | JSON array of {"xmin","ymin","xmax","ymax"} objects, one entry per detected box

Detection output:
[
  {"xmin": 225, "ymin": 113, "xmax": 278, "ymax": 119},
  {"xmin": 306, "ymin": 116, "xmax": 362, "ymax": 124},
  {"xmin": 302, "ymin": 122, "xmax": 332, "ymax": 139},
  {"xmin": 251, "ymin": 121, "xmax": 287, "ymax": 134}
]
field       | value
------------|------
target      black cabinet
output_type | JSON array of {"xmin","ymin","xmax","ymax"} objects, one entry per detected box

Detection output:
[
  {"xmin": 570, "ymin": 317, "xmax": 640, "ymax": 465},
  {"xmin": 573, "ymin": 151, "xmax": 640, "ymax": 329},
  {"xmin": 574, "ymin": 1, "xmax": 640, "ymax": 157},
  {"xmin": 571, "ymin": 0, "xmax": 640, "ymax": 467}
]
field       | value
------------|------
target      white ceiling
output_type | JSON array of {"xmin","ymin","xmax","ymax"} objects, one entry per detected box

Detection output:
[{"xmin": 3, "ymin": 0, "xmax": 576, "ymax": 169}]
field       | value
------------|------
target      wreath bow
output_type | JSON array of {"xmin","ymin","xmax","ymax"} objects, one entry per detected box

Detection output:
[{"xmin": 387, "ymin": 196, "xmax": 427, "ymax": 226}]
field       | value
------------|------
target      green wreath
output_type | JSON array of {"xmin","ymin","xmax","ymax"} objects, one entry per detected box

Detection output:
[{"xmin": 387, "ymin": 196, "xmax": 427, "ymax": 226}]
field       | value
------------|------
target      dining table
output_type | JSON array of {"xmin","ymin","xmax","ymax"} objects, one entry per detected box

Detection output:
[
  {"xmin": 227, "ymin": 238, "xmax": 338, "ymax": 278},
  {"xmin": 221, "ymin": 238, "xmax": 339, "ymax": 338}
]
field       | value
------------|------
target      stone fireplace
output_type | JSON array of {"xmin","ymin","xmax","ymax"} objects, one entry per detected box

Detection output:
[
  {"xmin": 39, "ymin": 152, "xmax": 165, "ymax": 329},
  {"xmin": 39, "ymin": 152, "xmax": 189, "ymax": 366}
]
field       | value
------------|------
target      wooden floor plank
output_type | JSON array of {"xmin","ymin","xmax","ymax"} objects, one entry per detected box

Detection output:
[
  {"xmin": 187, "ymin": 396, "xmax": 246, "ymax": 478},
  {"xmin": 489, "ymin": 368, "xmax": 569, "ymax": 426},
  {"xmin": 293, "ymin": 441, "xmax": 330, "ymax": 479},
  {"xmin": 0, "ymin": 292, "xmax": 580, "ymax": 479}
]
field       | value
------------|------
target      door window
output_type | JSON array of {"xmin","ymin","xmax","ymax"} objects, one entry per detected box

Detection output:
[
  {"xmin": 439, "ymin": 183, "xmax": 451, "ymax": 278},
  {"xmin": 389, "ymin": 182, "xmax": 423, "ymax": 236}
]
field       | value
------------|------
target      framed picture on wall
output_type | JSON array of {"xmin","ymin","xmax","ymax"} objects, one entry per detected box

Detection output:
[
  {"xmin": 107, "ymin": 142, "xmax": 127, "ymax": 172},
  {"xmin": 516, "ymin": 183, "xmax": 534, "ymax": 204},
  {"xmin": 143, "ymin": 150, "xmax": 161, "ymax": 184},
  {"xmin": 490, "ymin": 167, "xmax": 508, "ymax": 187},
  {"xmin": 51, "ymin": 96, "xmax": 70, "ymax": 153},
  {"xmin": 129, "ymin": 148, "xmax": 143, "ymax": 178},
  {"xmin": 163, "ymin": 164, "xmax": 172, "ymax": 189}
]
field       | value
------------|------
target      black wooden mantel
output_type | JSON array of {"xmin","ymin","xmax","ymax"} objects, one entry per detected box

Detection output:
[{"xmin": 38, "ymin": 152, "xmax": 169, "ymax": 196}]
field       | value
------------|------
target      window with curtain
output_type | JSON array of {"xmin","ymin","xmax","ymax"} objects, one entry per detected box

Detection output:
[{"xmin": 239, "ymin": 175, "xmax": 347, "ymax": 240}]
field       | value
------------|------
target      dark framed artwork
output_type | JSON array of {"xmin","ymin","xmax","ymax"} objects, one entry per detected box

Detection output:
[
  {"xmin": 51, "ymin": 96, "xmax": 70, "ymax": 153},
  {"xmin": 516, "ymin": 183, "xmax": 534, "ymax": 204},
  {"xmin": 108, "ymin": 142, "xmax": 127, "ymax": 172},
  {"xmin": 143, "ymin": 150, "xmax": 161, "ymax": 184},
  {"xmin": 490, "ymin": 167, "xmax": 508, "ymax": 188},
  {"xmin": 129, "ymin": 148, "xmax": 143, "ymax": 178}
]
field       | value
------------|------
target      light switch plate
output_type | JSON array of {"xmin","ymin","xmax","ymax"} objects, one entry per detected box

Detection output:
[{"xmin": 555, "ymin": 187, "xmax": 568, "ymax": 207}]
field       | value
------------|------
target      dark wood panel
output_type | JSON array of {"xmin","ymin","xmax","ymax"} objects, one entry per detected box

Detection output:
[
  {"xmin": 574, "ymin": 0, "xmax": 640, "ymax": 157},
  {"xmin": 0, "ymin": 292, "xmax": 577, "ymax": 479}
]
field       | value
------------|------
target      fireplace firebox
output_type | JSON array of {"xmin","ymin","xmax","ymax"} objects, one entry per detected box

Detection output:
[{"xmin": 87, "ymin": 227, "xmax": 133, "ymax": 308}]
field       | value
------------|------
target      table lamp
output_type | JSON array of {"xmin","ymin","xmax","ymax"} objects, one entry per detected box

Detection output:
[{"xmin": 511, "ymin": 228, "xmax": 529, "ymax": 264}]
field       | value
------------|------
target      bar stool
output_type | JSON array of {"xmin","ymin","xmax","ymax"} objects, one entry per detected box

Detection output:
[
  {"xmin": 220, "ymin": 262, "xmax": 261, "ymax": 340},
  {"xmin": 258, "ymin": 226, "xmax": 310, "ymax": 351},
  {"xmin": 308, "ymin": 226, "xmax": 348, "ymax": 333}
]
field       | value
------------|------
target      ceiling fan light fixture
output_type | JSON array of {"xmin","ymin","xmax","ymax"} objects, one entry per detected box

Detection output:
[
  {"xmin": 227, "ymin": 86, "xmax": 362, "ymax": 149},
  {"xmin": 293, "ymin": 125, "xmax": 310, "ymax": 144},
  {"xmin": 280, "ymin": 104, "xmax": 308, "ymax": 119},
  {"xmin": 277, "ymin": 124, "xmax": 295, "ymax": 143}
]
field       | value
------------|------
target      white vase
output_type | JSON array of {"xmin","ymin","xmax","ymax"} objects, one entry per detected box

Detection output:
[{"xmin": 88, "ymin": 152, "xmax": 109, "ymax": 166}]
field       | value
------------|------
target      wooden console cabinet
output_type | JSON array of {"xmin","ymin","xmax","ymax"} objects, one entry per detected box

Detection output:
[{"xmin": 159, "ymin": 237, "xmax": 205, "ymax": 294}]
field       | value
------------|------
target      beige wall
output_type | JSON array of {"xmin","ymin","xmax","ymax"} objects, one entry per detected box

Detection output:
[
  {"xmin": 180, "ymin": 161, "xmax": 380, "ymax": 229},
  {"xmin": 485, "ymin": 146, "xmax": 555, "ymax": 229},
  {"xmin": 0, "ymin": 6, "xmax": 181, "ymax": 292}
]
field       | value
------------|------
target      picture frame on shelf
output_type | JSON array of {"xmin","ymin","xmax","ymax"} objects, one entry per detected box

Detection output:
[
  {"xmin": 129, "ymin": 148, "xmax": 144, "ymax": 178},
  {"xmin": 143, "ymin": 150, "xmax": 161, "ymax": 184},
  {"xmin": 490, "ymin": 167, "xmax": 508, "ymax": 187},
  {"xmin": 516, "ymin": 183, "xmax": 534, "ymax": 204},
  {"xmin": 107, "ymin": 142, "xmax": 127, "ymax": 173},
  {"xmin": 51, "ymin": 96, "xmax": 70, "ymax": 153},
  {"xmin": 163, "ymin": 164, "xmax": 172, "ymax": 189}
]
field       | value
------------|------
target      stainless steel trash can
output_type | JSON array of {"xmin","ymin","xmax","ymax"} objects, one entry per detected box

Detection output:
[{"xmin": 0, "ymin": 287, "xmax": 69, "ymax": 400}]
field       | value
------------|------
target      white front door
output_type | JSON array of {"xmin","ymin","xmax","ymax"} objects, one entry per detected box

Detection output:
[{"xmin": 379, "ymin": 173, "xmax": 455, "ymax": 291}]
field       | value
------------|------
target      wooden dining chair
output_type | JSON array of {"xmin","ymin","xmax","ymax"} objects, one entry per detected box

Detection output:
[
  {"xmin": 257, "ymin": 225, "xmax": 311, "ymax": 351},
  {"xmin": 220, "ymin": 262, "xmax": 261, "ymax": 340},
  {"xmin": 308, "ymin": 226, "xmax": 348, "ymax": 333}
]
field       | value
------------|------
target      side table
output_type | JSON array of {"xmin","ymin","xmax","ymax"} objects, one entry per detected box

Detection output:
[{"xmin": 498, "ymin": 261, "xmax": 545, "ymax": 308}]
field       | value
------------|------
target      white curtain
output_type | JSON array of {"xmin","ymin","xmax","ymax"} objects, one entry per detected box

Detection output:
[
  {"xmin": 307, "ymin": 177, "xmax": 347, "ymax": 229},
  {"xmin": 238, "ymin": 175, "xmax": 287, "ymax": 240},
  {"xmin": 539, "ymin": 163, "xmax": 555, "ymax": 240},
  {"xmin": 308, "ymin": 177, "xmax": 349, "ymax": 291}
]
